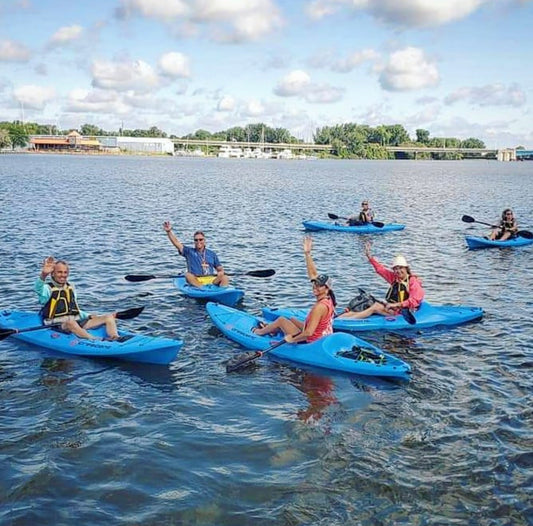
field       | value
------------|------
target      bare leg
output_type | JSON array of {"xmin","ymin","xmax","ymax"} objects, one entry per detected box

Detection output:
[
  {"xmin": 83, "ymin": 314, "xmax": 119, "ymax": 339},
  {"xmin": 212, "ymin": 274, "xmax": 230, "ymax": 287},
  {"xmin": 253, "ymin": 316, "xmax": 300, "ymax": 336},
  {"xmin": 61, "ymin": 319, "xmax": 101, "ymax": 340},
  {"xmin": 338, "ymin": 302, "xmax": 388, "ymax": 319},
  {"xmin": 185, "ymin": 272, "xmax": 204, "ymax": 287}
]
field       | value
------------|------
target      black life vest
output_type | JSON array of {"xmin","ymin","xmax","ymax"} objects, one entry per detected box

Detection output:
[
  {"xmin": 385, "ymin": 277, "xmax": 410, "ymax": 303},
  {"xmin": 40, "ymin": 281, "xmax": 81, "ymax": 320}
]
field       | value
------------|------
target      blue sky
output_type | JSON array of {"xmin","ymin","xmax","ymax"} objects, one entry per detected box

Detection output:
[{"xmin": 1, "ymin": 0, "xmax": 531, "ymax": 147}]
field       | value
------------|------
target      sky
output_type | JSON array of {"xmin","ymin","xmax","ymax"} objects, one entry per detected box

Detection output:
[{"xmin": 1, "ymin": 0, "xmax": 532, "ymax": 148}]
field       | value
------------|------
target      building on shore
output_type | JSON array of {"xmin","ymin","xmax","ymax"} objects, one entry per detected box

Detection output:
[
  {"xmin": 30, "ymin": 131, "xmax": 101, "ymax": 152},
  {"xmin": 30, "ymin": 133, "xmax": 175, "ymax": 155},
  {"xmin": 98, "ymin": 136, "xmax": 174, "ymax": 154}
]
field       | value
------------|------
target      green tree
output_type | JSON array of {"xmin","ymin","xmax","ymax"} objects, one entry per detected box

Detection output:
[
  {"xmin": 415, "ymin": 129, "xmax": 430, "ymax": 144},
  {"xmin": 460, "ymin": 138, "xmax": 485, "ymax": 148},
  {"xmin": 0, "ymin": 128, "xmax": 11, "ymax": 149},
  {"xmin": 385, "ymin": 124, "xmax": 410, "ymax": 146},
  {"xmin": 81, "ymin": 123, "xmax": 104, "ymax": 136},
  {"xmin": 8, "ymin": 123, "xmax": 29, "ymax": 149}
]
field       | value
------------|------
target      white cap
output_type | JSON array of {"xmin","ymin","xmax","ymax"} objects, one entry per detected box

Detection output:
[{"xmin": 392, "ymin": 255, "xmax": 408, "ymax": 268}]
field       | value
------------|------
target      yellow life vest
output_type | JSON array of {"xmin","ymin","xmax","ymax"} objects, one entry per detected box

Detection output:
[
  {"xmin": 40, "ymin": 281, "xmax": 81, "ymax": 320},
  {"xmin": 385, "ymin": 277, "xmax": 410, "ymax": 303}
]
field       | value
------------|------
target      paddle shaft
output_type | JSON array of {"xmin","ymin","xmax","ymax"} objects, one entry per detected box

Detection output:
[
  {"xmin": 125, "ymin": 269, "xmax": 275, "ymax": 282},
  {"xmin": 226, "ymin": 330, "xmax": 304, "ymax": 372},
  {"xmin": 0, "ymin": 306, "xmax": 144, "ymax": 341}
]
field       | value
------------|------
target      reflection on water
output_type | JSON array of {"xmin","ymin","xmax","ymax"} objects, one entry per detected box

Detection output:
[{"xmin": 1, "ymin": 154, "xmax": 532, "ymax": 524}]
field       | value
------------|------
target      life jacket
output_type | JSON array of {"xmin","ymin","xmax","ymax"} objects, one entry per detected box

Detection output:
[
  {"xmin": 496, "ymin": 219, "xmax": 517, "ymax": 239},
  {"xmin": 385, "ymin": 277, "xmax": 410, "ymax": 303},
  {"xmin": 40, "ymin": 281, "xmax": 81, "ymax": 320},
  {"xmin": 305, "ymin": 297, "xmax": 334, "ymax": 342}
]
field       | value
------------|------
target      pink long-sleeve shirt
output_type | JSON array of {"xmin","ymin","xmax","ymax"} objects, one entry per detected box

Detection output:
[{"xmin": 368, "ymin": 257, "xmax": 425, "ymax": 310}]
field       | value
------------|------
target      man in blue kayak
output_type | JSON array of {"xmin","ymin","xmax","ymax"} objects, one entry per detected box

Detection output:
[
  {"xmin": 163, "ymin": 221, "xmax": 229, "ymax": 288},
  {"xmin": 347, "ymin": 199, "xmax": 375, "ymax": 226},
  {"xmin": 35, "ymin": 256, "xmax": 120, "ymax": 340}
]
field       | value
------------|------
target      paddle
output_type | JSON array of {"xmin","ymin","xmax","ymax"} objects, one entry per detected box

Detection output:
[
  {"xmin": 125, "ymin": 269, "xmax": 276, "ymax": 282},
  {"xmin": 0, "ymin": 306, "xmax": 145, "ymax": 341},
  {"xmin": 226, "ymin": 338, "xmax": 289, "ymax": 373},
  {"xmin": 461, "ymin": 215, "xmax": 533, "ymax": 239},
  {"xmin": 358, "ymin": 288, "xmax": 416, "ymax": 325},
  {"xmin": 327, "ymin": 213, "xmax": 384, "ymax": 228}
]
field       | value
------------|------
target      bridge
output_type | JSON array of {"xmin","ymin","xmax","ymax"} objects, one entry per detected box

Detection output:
[
  {"xmin": 385, "ymin": 146, "xmax": 517, "ymax": 161},
  {"xmin": 171, "ymin": 138, "xmax": 331, "ymax": 152},
  {"xmin": 173, "ymin": 139, "xmax": 518, "ymax": 161}
]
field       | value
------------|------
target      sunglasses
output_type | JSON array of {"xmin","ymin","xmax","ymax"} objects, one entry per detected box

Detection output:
[{"xmin": 194, "ymin": 238, "xmax": 205, "ymax": 242}]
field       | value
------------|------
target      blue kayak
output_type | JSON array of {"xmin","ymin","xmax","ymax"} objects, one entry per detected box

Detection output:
[
  {"xmin": 206, "ymin": 302, "xmax": 411, "ymax": 378},
  {"xmin": 303, "ymin": 220, "xmax": 405, "ymax": 234},
  {"xmin": 0, "ymin": 310, "xmax": 182, "ymax": 364},
  {"xmin": 173, "ymin": 276, "xmax": 244, "ymax": 306},
  {"xmin": 465, "ymin": 235, "xmax": 533, "ymax": 249},
  {"xmin": 262, "ymin": 301, "xmax": 483, "ymax": 332}
]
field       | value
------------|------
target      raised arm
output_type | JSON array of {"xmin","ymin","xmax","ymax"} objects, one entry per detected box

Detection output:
[
  {"xmin": 303, "ymin": 236, "xmax": 318, "ymax": 281},
  {"xmin": 163, "ymin": 221, "xmax": 184, "ymax": 254}
]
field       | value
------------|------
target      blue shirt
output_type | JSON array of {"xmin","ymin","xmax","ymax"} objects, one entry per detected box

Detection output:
[{"xmin": 181, "ymin": 245, "xmax": 222, "ymax": 276}]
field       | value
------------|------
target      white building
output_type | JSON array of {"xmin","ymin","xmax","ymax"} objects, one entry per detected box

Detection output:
[{"xmin": 98, "ymin": 136, "xmax": 175, "ymax": 154}]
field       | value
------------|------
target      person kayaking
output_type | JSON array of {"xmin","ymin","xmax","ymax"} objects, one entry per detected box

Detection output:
[
  {"xmin": 163, "ymin": 221, "xmax": 229, "ymax": 288},
  {"xmin": 347, "ymin": 199, "xmax": 375, "ymax": 226},
  {"xmin": 35, "ymin": 256, "xmax": 120, "ymax": 340},
  {"xmin": 338, "ymin": 241, "xmax": 424, "ymax": 320},
  {"xmin": 488, "ymin": 208, "xmax": 518, "ymax": 241},
  {"xmin": 252, "ymin": 236, "xmax": 336, "ymax": 343}
]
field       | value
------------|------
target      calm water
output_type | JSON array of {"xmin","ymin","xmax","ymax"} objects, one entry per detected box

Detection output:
[{"xmin": 0, "ymin": 154, "xmax": 531, "ymax": 525}]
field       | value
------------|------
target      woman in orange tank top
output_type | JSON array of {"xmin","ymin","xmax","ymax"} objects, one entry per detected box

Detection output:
[{"xmin": 252, "ymin": 236, "xmax": 336, "ymax": 343}]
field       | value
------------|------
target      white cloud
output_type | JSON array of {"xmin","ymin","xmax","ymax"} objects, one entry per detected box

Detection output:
[
  {"xmin": 306, "ymin": 0, "xmax": 485, "ymax": 27},
  {"xmin": 116, "ymin": 0, "xmax": 190, "ymax": 19},
  {"xmin": 0, "ymin": 39, "xmax": 30, "ymax": 62},
  {"xmin": 65, "ymin": 88, "xmax": 127, "ymax": 113},
  {"xmin": 274, "ymin": 70, "xmax": 311, "ymax": 97},
  {"xmin": 305, "ymin": 84, "xmax": 344, "ymax": 103},
  {"xmin": 117, "ymin": 0, "xmax": 283, "ymax": 42},
  {"xmin": 379, "ymin": 47, "xmax": 439, "ymax": 91},
  {"xmin": 13, "ymin": 84, "xmax": 55, "ymax": 110},
  {"xmin": 49, "ymin": 25, "xmax": 84, "ymax": 46},
  {"xmin": 244, "ymin": 99, "xmax": 265, "ymax": 116},
  {"xmin": 158, "ymin": 52, "xmax": 190, "ymax": 78},
  {"xmin": 330, "ymin": 48, "xmax": 380, "ymax": 73},
  {"xmin": 444, "ymin": 83, "xmax": 526, "ymax": 107},
  {"xmin": 91, "ymin": 59, "xmax": 159, "ymax": 93},
  {"xmin": 217, "ymin": 95, "xmax": 235, "ymax": 111}
]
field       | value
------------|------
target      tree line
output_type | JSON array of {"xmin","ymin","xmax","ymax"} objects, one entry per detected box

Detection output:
[{"xmin": 0, "ymin": 120, "xmax": 492, "ymax": 159}]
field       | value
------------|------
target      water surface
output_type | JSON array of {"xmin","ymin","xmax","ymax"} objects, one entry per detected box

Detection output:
[{"xmin": 1, "ymin": 154, "xmax": 531, "ymax": 525}]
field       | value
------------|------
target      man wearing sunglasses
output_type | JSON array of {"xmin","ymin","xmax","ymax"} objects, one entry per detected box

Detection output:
[{"xmin": 163, "ymin": 221, "xmax": 229, "ymax": 288}]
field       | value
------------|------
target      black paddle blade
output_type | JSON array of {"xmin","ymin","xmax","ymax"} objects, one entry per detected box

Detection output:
[
  {"xmin": 328, "ymin": 213, "xmax": 340, "ymax": 220},
  {"xmin": 246, "ymin": 269, "xmax": 275, "ymax": 278},
  {"xmin": 116, "ymin": 306, "xmax": 145, "ymax": 320},
  {"xmin": 517, "ymin": 230, "xmax": 533, "ymax": 239},
  {"xmin": 401, "ymin": 309, "xmax": 416, "ymax": 325},
  {"xmin": 124, "ymin": 274, "xmax": 157, "ymax": 282},
  {"xmin": 226, "ymin": 351, "xmax": 262, "ymax": 373},
  {"xmin": 372, "ymin": 221, "xmax": 385, "ymax": 228},
  {"xmin": 461, "ymin": 215, "xmax": 475, "ymax": 223},
  {"xmin": 0, "ymin": 328, "xmax": 17, "ymax": 341}
]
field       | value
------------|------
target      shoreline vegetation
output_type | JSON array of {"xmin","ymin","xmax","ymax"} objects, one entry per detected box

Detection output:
[{"xmin": 0, "ymin": 119, "xmax": 524, "ymax": 160}]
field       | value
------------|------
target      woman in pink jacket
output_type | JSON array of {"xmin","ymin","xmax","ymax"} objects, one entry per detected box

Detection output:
[{"xmin": 339, "ymin": 241, "xmax": 424, "ymax": 319}]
